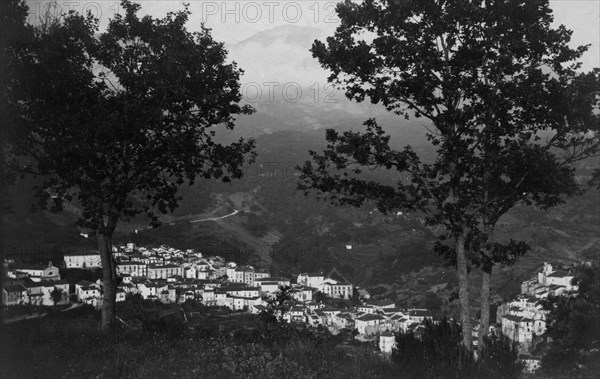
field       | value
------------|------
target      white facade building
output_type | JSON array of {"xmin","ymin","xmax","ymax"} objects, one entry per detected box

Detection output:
[{"xmin": 64, "ymin": 251, "xmax": 102, "ymax": 268}]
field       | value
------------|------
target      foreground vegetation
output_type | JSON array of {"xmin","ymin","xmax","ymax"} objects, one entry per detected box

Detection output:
[
  {"xmin": 1, "ymin": 313, "xmax": 393, "ymax": 379},
  {"xmin": 3, "ymin": 269, "xmax": 600, "ymax": 379},
  {"xmin": 1, "ymin": 299, "xmax": 510, "ymax": 379}
]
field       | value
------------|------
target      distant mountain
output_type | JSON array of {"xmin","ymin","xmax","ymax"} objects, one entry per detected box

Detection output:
[
  {"xmin": 227, "ymin": 24, "xmax": 329, "ymax": 86},
  {"xmin": 219, "ymin": 25, "xmax": 433, "ymax": 146}
]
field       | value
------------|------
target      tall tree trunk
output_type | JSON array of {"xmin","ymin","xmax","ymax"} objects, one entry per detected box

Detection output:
[
  {"xmin": 478, "ymin": 268, "xmax": 491, "ymax": 351},
  {"xmin": 456, "ymin": 231, "xmax": 473, "ymax": 352},
  {"xmin": 478, "ymin": 225, "xmax": 494, "ymax": 352},
  {"xmin": 97, "ymin": 231, "xmax": 116, "ymax": 331}
]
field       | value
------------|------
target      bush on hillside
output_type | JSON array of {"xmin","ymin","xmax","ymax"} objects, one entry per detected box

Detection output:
[{"xmin": 392, "ymin": 318, "xmax": 522, "ymax": 379}]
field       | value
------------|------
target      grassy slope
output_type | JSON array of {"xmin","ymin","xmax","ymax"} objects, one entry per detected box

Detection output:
[{"xmin": 1, "ymin": 316, "xmax": 394, "ymax": 379}]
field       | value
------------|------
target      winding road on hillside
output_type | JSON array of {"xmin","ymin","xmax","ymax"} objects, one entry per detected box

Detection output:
[
  {"xmin": 189, "ymin": 210, "xmax": 239, "ymax": 223},
  {"xmin": 134, "ymin": 209, "xmax": 239, "ymax": 233}
]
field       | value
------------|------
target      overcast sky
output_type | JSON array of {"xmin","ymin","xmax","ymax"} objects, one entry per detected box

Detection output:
[{"xmin": 26, "ymin": 0, "xmax": 599, "ymax": 71}]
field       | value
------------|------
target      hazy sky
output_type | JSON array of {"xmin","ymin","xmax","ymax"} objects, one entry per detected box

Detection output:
[{"xmin": 27, "ymin": 0, "xmax": 599, "ymax": 71}]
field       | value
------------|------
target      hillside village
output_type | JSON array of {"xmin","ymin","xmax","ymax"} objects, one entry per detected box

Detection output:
[
  {"xmin": 496, "ymin": 262, "xmax": 580, "ymax": 371},
  {"xmin": 2, "ymin": 243, "xmax": 582, "ymax": 370}
]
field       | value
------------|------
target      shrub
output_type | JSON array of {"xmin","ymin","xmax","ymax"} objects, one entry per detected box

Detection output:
[{"xmin": 393, "ymin": 318, "xmax": 522, "ymax": 379}]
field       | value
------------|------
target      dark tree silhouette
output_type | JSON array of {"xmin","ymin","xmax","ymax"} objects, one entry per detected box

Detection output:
[
  {"xmin": 4, "ymin": 0, "xmax": 255, "ymax": 330},
  {"xmin": 50, "ymin": 287, "xmax": 65, "ymax": 305},
  {"xmin": 1, "ymin": 0, "xmax": 32, "ymax": 211},
  {"xmin": 261, "ymin": 285, "xmax": 295, "ymax": 324},
  {"xmin": 393, "ymin": 318, "xmax": 522, "ymax": 378},
  {"xmin": 301, "ymin": 0, "xmax": 599, "ymax": 352}
]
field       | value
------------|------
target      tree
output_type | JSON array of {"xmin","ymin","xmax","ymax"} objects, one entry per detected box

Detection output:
[
  {"xmin": 5, "ymin": 1, "xmax": 255, "ymax": 330},
  {"xmin": 260, "ymin": 285, "xmax": 295, "ymax": 324},
  {"xmin": 540, "ymin": 264, "xmax": 600, "ymax": 377},
  {"xmin": 301, "ymin": 0, "xmax": 599, "ymax": 353},
  {"xmin": 1, "ymin": 0, "xmax": 33, "ymax": 211},
  {"xmin": 50, "ymin": 287, "xmax": 65, "ymax": 305},
  {"xmin": 443, "ymin": 66, "xmax": 599, "ymax": 351},
  {"xmin": 314, "ymin": 291, "xmax": 326, "ymax": 304},
  {"xmin": 392, "ymin": 318, "xmax": 522, "ymax": 378},
  {"xmin": 350, "ymin": 289, "xmax": 360, "ymax": 305}
]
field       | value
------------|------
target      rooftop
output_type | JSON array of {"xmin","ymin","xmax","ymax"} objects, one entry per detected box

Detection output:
[
  {"xmin": 10, "ymin": 263, "xmax": 52, "ymax": 271},
  {"xmin": 357, "ymin": 314, "xmax": 385, "ymax": 322},
  {"xmin": 65, "ymin": 251, "xmax": 100, "ymax": 256},
  {"xmin": 547, "ymin": 270, "xmax": 572, "ymax": 278}
]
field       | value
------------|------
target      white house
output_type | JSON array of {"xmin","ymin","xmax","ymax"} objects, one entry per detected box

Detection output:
[
  {"xmin": 9, "ymin": 261, "xmax": 61, "ymax": 281},
  {"xmin": 297, "ymin": 272, "xmax": 325, "ymax": 289},
  {"xmin": 356, "ymin": 314, "xmax": 386, "ymax": 335},
  {"xmin": 116, "ymin": 288, "xmax": 126, "ymax": 302},
  {"xmin": 24, "ymin": 280, "xmax": 70, "ymax": 306},
  {"xmin": 545, "ymin": 270, "xmax": 576, "ymax": 291},
  {"xmin": 184, "ymin": 267, "xmax": 197, "ymax": 279},
  {"xmin": 75, "ymin": 280, "xmax": 101, "ymax": 305},
  {"xmin": 147, "ymin": 264, "xmax": 183, "ymax": 280},
  {"xmin": 226, "ymin": 264, "xmax": 237, "ymax": 281},
  {"xmin": 357, "ymin": 305, "xmax": 375, "ymax": 314},
  {"xmin": 118, "ymin": 282, "xmax": 137, "ymax": 295},
  {"xmin": 408, "ymin": 309, "xmax": 432, "ymax": 323},
  {"xmin": 2, "ymin": 284, "xmax": 28, "ymax": 306},
  {"xmin": 333, "ymin": 312, "xmax": 354, "ymax": 329},
  {"xmin": 291, "ymin": 286, "xmax": 313, "ymax": 303},
  {"xmin": 202, "ymin": 289, "xmax": 216, "ymax": 306},
  {"xmin": 117, "ymin": 262, "xmax": 148, "ymax": 277},
  {"xmin": 215, "ymin": 290, "xmax": 230, "ymax": 307},
  {"xmin": 226, "ymin": 287, "xmax": 260, "ymax": 298},
  {"xmin": 159, "ymin": 285, "xmax": 177, "ymax": 303},
  {"xmin": 231, "ymin": 296, "xmax": 246, "ymax": 311},
  {"xmin": 137, "ymin": 281, "xmax": 168, "ymax": 300},
  {"xmin": 256, "ymin": 277, "xmax": 291, "ymax": 295},
  {"xmin": 522, "ymin": 262, "xmax": 577, "ymax": 298},
  {"xmin": 321, "ymin": 308, "xmax": 341, "ymax": 325},
  {"xmin": 64, "ymin": 251, "xmax": 102, "ymax": 268},
  {"xmin": 255, "ymin": 270, "xmax": 270, "ymax": 281},
  {"xmin": 319, "ymin": 278, "xmax": 353, "ymax": 299},
  {"xmin": 502, "ymin": 314, "xmax": 534, "ymax": 353},
  {"xmin": 379, "ymin": 330, "xmax": 396, "ymax": 353},
  {"xmin": 257, "ymin": 281, "xmax": 280, "ymax": 295},
  {"xmin": 196, "ymin": 269, "xmax": 213, "ymax": 280},
  {"xmin": 286, "ymin": 306, "xmax": 307, "ymax": 323}
]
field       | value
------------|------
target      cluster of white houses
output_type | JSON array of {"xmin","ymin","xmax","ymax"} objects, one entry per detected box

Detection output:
[
  {"xmin": 2, "ymin": 261, "xmax": 92, "ymax": 306},
  {"xmin": 2, "ymin": 243, "xmax": 438, "ymax": 354},
  {"xmin": 496, "ymin": 262, "xmax": 579, "ymax": 372}
]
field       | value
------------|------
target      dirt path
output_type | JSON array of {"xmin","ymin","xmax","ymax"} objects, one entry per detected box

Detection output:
[{"xmin": 189, "ymin": 210, "xmax": 239, "ymax": 223}]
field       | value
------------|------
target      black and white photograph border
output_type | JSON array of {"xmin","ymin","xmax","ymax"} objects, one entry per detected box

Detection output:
[{"xmin": 1, "ymin": 1, "xmax": 599, "ymax": 378}]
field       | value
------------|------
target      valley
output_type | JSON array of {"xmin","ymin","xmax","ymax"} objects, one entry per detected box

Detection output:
[{"xmin": 2, "ymin": 24, "xmax": 598, "ymax": 318}]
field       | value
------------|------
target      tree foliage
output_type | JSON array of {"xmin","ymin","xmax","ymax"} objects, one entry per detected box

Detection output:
[
  {"xmin": 7, "ymin": 0, "xmax": 255, "ymax": 227},
  {"xmin": 393, "ymin": 318, "xmax": 522, "ymax": 378},
  {"xmin": 50, "ymin": 287, "xmax": 65, "ymax": 305},
  {"xmin": 260, "ymin": 285, "xmax": 295, "ymax": 324},
  {"xmin": 4, "ymin": 0, "xmax": 255, "ymax": 329},
  {"xmin": 1, "ymin": 0, "xmax": 33, "ymax": 211},
  {"xmin": 301, "ymin": 0, "xmax": 599, "ymax": 350}
]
